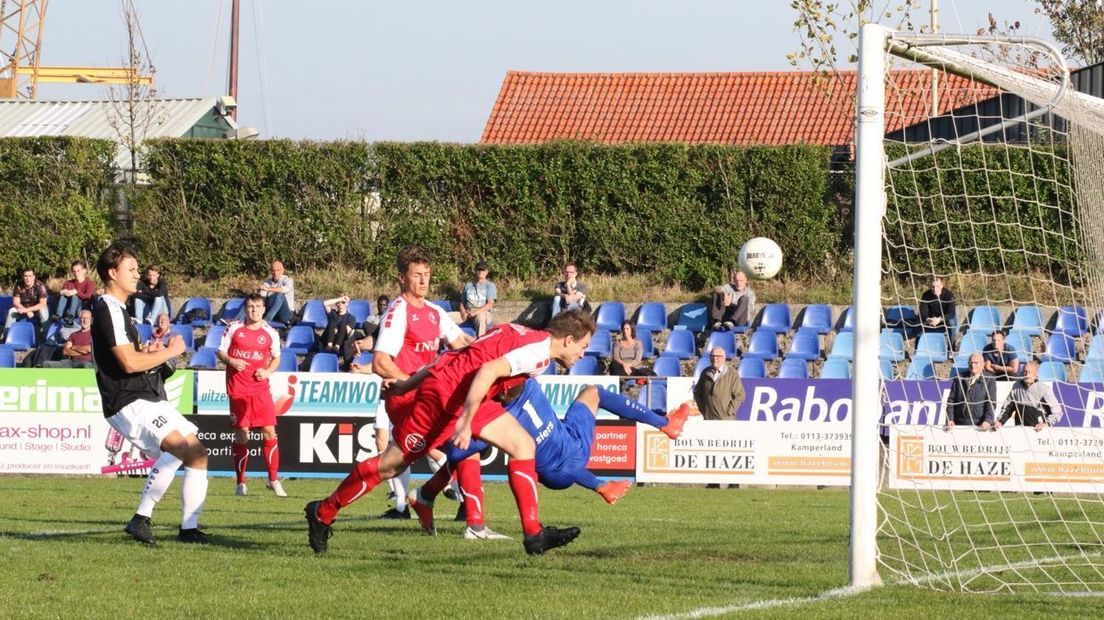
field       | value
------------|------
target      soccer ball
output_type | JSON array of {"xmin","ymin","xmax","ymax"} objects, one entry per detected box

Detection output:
[{"xmin": 738, "ymin": 237, "xmax": 783, "ymax": 280}]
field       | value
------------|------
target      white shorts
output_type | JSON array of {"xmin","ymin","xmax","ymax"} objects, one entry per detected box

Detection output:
[
  {"xmin": 373, "ymin": 406, "xmax": 391, "ymax": 431},
  {"xmin": 106, "ymin": 399, "xmax": 199, "ymax": 458}
]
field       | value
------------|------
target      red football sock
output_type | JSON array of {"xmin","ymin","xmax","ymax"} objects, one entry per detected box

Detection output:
[
  {"xmin": 455, "ymin": 457, "xmax": 485, "ymax": 527},
  {"xmin": 232, "ymin": 442, "xmax": 249, "ymax": 484},
  {"xmin": 262, "ymin": 438, "xmax": 280, "ymax": 481},
  {"xmin": 507, "ymin": 459, "xmax": 541, "ymax": 537},
  {"xmin": 420, "ymin": 462, "xmax": 454, "ymax": 501},
  {"xmin": 318, "ymin": 456, "xmax": 381, "ymax": 524}
]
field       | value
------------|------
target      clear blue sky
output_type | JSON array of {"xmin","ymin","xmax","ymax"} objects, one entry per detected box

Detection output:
[{"xmin": 36, "ymin": 0, "xmax": 1055, "ymax": 141}]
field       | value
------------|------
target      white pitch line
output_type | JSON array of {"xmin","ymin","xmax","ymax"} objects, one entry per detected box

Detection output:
[{"xmin": 639, "ymin": 586, "xmax": 868, "ymax": 620}]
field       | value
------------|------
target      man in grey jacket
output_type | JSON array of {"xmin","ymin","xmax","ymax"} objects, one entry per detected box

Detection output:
[
  {"xmin": 994, "ymin": 361, "xmax": 1064, "ymax": 431},
  {"xmin": 693, "ymin": 347, "xmax": 744, "ymax": 421}
]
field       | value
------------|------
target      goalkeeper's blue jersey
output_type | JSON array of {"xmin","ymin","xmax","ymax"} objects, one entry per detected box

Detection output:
[{"xmin": 504, "ymin": 379, "xmax": 575, "ymax": 476}]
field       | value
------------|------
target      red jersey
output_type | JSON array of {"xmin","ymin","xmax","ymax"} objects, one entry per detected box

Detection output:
[
  {"xmin": 430, "ymin": 323, "xmax": 551, "ymax": 400},
  {"xmin": 219, "ymin": 321, "xmax": 281, "ymax": 396},
  {"xmin": 375, "ymin": 296, "xmax": 463, "ymax": 376}
]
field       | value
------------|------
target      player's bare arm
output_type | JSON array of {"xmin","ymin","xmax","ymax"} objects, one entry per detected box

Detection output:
[
  {"xmin": 113, "ymin": 334, "xmax": 185, "ymax": 374},
  {"xmin": 453, "ymin": 356, "xmax": 512, "ymax": 449}
]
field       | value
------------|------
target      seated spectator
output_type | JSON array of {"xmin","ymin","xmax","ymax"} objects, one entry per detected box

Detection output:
[
  {"xmin": 131, "ymin": 264, "xmax": 169, "ymax": 325},
  {"xmin": 42, "ymin": 310, "xmax": 94, "ymax": 369},
  {"xmin": 319, "ymin": 294, "xmax": 357, "ymax": 368},
  {"xmin": 919, "ymin": 276, "xmax": 956, "ymax": 351},
  {"xmin": 693, "ymin": 346, "xmax": 743, "ymax": 420},
  {"xmin": 4, "ymin": 267, "xmax": 49, "ymax": 335},
  {"xmin": 151, "ymin": 312, "xmax": 172, "ymax": 346},
  {"xmin": 53, "ymin": 260, "xmax": 95, "ymax": 326},
  {"xmin": 551, "ymin": 262, "xmax": 588, "ymax": 317},
  {"xmin": 710, "ymin": 270, "xmax": 756, "ymax": 331},
  {"xmin": 994, "ymin": 361, "xmax": 1063, "ymax": 431},
  {"xmin": 982, "ymin": 329, "xmax": 1019, "ymax": 380},
  {"xmin": 355, "ymin": 294, "xmax": 391, "ymax": 353},
  {"xmin": 459, "ymin": 260, "xmax": 496, "ymax": 337},
  {"xmin": 609, "ymin": 321, "xmax": 651, "ymax": 377},
  {"xmin": 944, "ymin": 352, "xmax": 995, "ymax": 430},
  {"xmin": 259, "ymin": 260, "xmax": 295, "ymax": 324}
]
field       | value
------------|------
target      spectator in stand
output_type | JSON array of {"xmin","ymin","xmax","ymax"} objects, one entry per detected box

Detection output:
[
  {"xmin": 944, "ymin": 352, "xmax": 996, "ymax": 431},
  {"xmin": 693, "ymin": 346, "xmax": 744, "ymax": 420},
  {"xmin": 710, "ymin": 270, "xmax": 756, "ymax": 331},
  {"xmin": 259, "ymin": 260, "xmax": 295, "ymax": 324},
  {"xmin": 919, "ymin": 276, "xmax": 956, "ymax": 351},
  {"xmin": 459, "ymin": 261, "xmax": 496, "ymax": 337},
  {"xmin": 352, "ymin": 294, "xmax": 390, "ymax": 357},
  {"xmin": 551, "ymin": 262, "xmax": 588, "ymax": 317},
  {"xmin": 54, "ymin": 260, "xmax": 95, "ymax": 326},
  {"xmin": 4, "ymin": 267, "xmax": 49, "ymax": 335},
  {"xmin": 609, "ymin": 321, "xmax": 651, "ymax": 377},
  {"xmin": 43, "ymin": 309, "xmax": 94, "ymax": 369},
  {"xmin": 151, "ymin": 312, "xmax": 172, "ymax": 347},
  {"xmin": 131, "ymin": 265, "xmax": 169, "ymax": 325},
  {"xmin": 319, "ymin": 294, "xmax": 357, "ymax": 369},
  {"xmin": 994, "ymin": 361, "xmax": 1064, "ymax": 431},
  {"xmin": 982, "ymin": 329, "xmax": 1019, "ymax": 381}
]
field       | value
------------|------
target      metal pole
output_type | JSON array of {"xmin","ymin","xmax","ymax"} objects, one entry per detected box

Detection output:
[
  {"xmin": 930, "ymin": 0, "xmax": 939, "ymax": 117},
  {"xmin": 228, "ymin": 0, "xmax": 239, "ymax": 121}
]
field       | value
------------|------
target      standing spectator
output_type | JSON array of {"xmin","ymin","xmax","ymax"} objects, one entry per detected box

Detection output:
[
  {"xmin": 459, "ymin": 261, "xmax": 496, "ymax": 337},
  {"xmin": 944, "ymin": 352, "xmax": 996, "ymax": 430},
  {"xmin": 319, "ymin": 294, "xmax": 357, "ymax": 368},
  {"xmin": 54, "ymin": 260, "xmax": 95, "ymax": 326},
  {"xmin": 551, "ymin": 263, "xmax": 588, "ymax": 317},
  {"xmin": 43, "ymin": 309, "xmax": 95, "ymax": 369},
  {"xmin": 216, "ymin": 293, "xmax": 285, "ymax": 497},
  {"xmin": 982, "ymin": 329, "xmax": 1019, "ymax": 380},
  {"xmin": 711, "ymin": 271, "xmax": 756, "ymax": 331},
  {"xmin": 609, "ymin": 321, "xmax": 650, "ymax": 377},
  {"xmin": 919, "ymin": 276, "xmax": 956, "ymax": 350},
  {"xmin": 259, "ymin": 260, "xmax": 295, "ymax": 324},
  {"xmin": 693, "ymin": 347, "xmax": 744, "ymax": 421},
  {"xmin": 131, "ymin": 265, "xmax": 169, "ymax": 325},
  {"xmin": 994, "ymin": 361, "xmax": 1064, "ymax": 431},
  {"xmin": 4, "ymin": 267, "xmax": 49, "ymax": 335}
]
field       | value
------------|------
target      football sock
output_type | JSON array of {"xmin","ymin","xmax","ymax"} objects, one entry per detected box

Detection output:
[
  {"xmin": 507, "ymin": 459, "xmax": 542, "ymax": 537},
  {"xmin": 455, "ymin": 457, "xmax": 485, "ymax": 527},
  {"xmin": 393, "ymin": 467, "xmax": 411, "ymax": 512},
  {"xmin": 180, "ymin": 467, "xmax": 208, "ymax": 530},
  {"xmin": 319, "ymin": 455, "xmax": 380, "ymax": 523},
  {"xmin": 262, "ymin": 437, "xmax": 280, "ymax": 481},
  {"xmin": 597, "ymin": 387, "xmax": 668, "ymax": 428},
  {"xmin": 421, "ymin": 461, "xmax": 454, "ymax": 501},
  {"xmin": 231, "ymin": 442, "xmax": 249, "ymax": 484},
  {"xmin": 136, "ymin": 452, "xmax": 182, "ymax": 517}
]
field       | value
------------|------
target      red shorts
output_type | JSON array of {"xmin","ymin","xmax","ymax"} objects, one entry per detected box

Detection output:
[
  {"xmin": 382, "ymin": 390, "xmax": 416, "ymax": 428},
  {"xmin": 393, "ymin": 375, "xmax": 507, "ymax": 460},
  {"xmin": 228, "ymin": 392, "xmax": 276, "ymax": 429}
]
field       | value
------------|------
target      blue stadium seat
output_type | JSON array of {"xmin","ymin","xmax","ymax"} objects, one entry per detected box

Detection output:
[
  {"xmin": 879, "ymin": 329, "xmax": 906, "ymax": 362},
  {"xmin": 880, "ymin": 358, "xmax": 896, "ymax": 380},
  {"xmin": 636, "ymin": 379, "xmax": 667, "ymax": 410},
  {"xmin": 188, "ymin": 346, "xmax": 219, "ymax": 369},
  {"xmin": 569, "ymin": 356, "xmax": 599, "ymax": 376},
  {"xmin": 353, "ymin": 351, "xmax": 374, "ymax": 368},
  {"xmin": 756, "ymin": 303, "xmax": 792, "ymax": 334},
  {"xmin": 965, "ymin": 305, "xmax": 1002, "ymax": 335},
  {"xmin": 1039, "ymin": 333, "xmax": 1077, "ymax": 364},
  {"xmin": 957, "ymin": 330, "xmax": 989, "ymax": 358},
  {"xmin": 430, "ymin": 299, "xmax": 452, "ymax": 313},
  {"xmin": 634, "ymin": 302, "xmax": 668, "ymax": 333},
  {"xmin": 742, "ymin": 331, "xmax": 779, "ymax": 361},
  {"xmin": 637, "ymin": 328, "xmax": 655, "ymax": 358},
  {"xmin": 652, "ymin": 355, "xmax": 684, "ymax": 378},
  {"xmin": 542, "ymin": 360, "xmax": 559, "ymax": 375},
  {"xmin": 4, "ymin": 321, "xmax": 36, "ymax": 351},
  {"xmin": 284, "ymin": 324, "xmax": 317, "ymax": 356},
  {"xmin": 692, "ymin": 356, "xmax": 711, "ymax": 379},
  {"xmin": 905, "ymin": 357, "xmax": 936, "ymax": 380},
  {"xmin": 0, "ymin": 295, "xmax": 11, "ymax": 321},
  {"xmin": 42, "ymin": 321, "xmax": 63, "ymax": 346},
  {"xmin": 0, "ymin": 346, "xmax": 14, "ymax": 368},
  {"xmin": 460, "ymin": 325, "xmax": 477, "ymax": 339},
  {"xmin": 1038, "ymin": 361, "xmax": 1067, "ymax": 382},
  {"xmin": 595, "ymin": 302, "xmax": 626, "ymax": 333},
  {"xmin": 820, "ymin": 358, "xmax": 851, "ymax": 379},
  {"xmin": 663, "ymin": 329, "xmax": 698, "ymax": 360},
  {"xmin": 674, "ymin": 303, "xmax": 709, "ymax": 333},
  {"xmin": 1006, "ymin": 329, "xmax": 1034, "ymax": 363},
  {"xmin": 950, "ymin": 354, "xmax": 970, "ymax": 376},
  {"xmin": 1010, "ymin": 305, "xmax": 1044, "ymax": 337},
  {"xmin": 838, "ymin": 307, "xmax": 856, "ymax": 333},
  {"xmin": 798, "ymin": 304, "xmax": 833, "ymax": 335},
  {"xmin": 309, "ymin": 352, "xmax": 340, "ymax": 373},
  {"xmin": 704, "ymin": 330, "xmax": 738, "ymax": 359},
  {"xmin": 346, "ymin": 299, "xmax": 370, "ymax": 328},
  {"xmin": 785, "ymin": 329, "xmax": 821, "ymax": 361},
  {"xmin": 202, "ymin": 324, "xmax": 227, "ymax": 350},
  {"xmin": 585, "ymin": 330, "xmax": 612, "ymax": 359},
  {"xmin": 277, "ymin": 348, "xmax": 299, "ymax": 372},
  {"xmin": 298, "ymin": 299, "xmax": 329, "ymax": 328},
  {"xmin": 218, "ymin": 297, "xmax": 245, "ymax": 323},
  {"xmin": 777, "ymin": 358, "xmax": 808, "ymax": 379},
  {"xmin": 175, "ymin": 297, "xmax": 213, "ymax": 327},
  {"xmin": 1088, "ymin": 334, "xmax": 1104, "ymax": 364},
  {"xmin": 737, "ymin": 357, "xmax": 766, "ymax": 379},
  {"xmin": 1080, "ymin": 362, "xmax": 1104, "ymax": 385},
  {"xmin": 169, "ymin": 324, "xmax": 195, "ymax": 351},
  {"xmin": 884, "ymin": 305, "xmax": 920, "ymax": 338},
  {"xmin": 136, "ymin": 323, "xmax": 153, "ymax": 343},
  {"xmin": 1052, "ymin": 305, "xmax": 1088, "ymax": 337},
  {"xmin": 828, "ymin": 332, "xmax": 854, "ymax": 361},
  {"xmin": 914, "ymin": 333, "xmax": 948, "ymax": 362}
]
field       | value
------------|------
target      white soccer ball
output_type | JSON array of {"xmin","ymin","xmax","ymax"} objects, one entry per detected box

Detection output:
[{"xmin": 738, "ymin": 237, "xmax": 783, "ymax": 280}]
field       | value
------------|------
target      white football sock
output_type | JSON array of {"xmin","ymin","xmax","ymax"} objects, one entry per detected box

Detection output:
[
  {"xmin": 180, "ymin": 467, "xmax": 208, "ymax": 530},
  {"xmin": 393, "ymin": 467, "xmax": 411, "ymax": 511},
  {"xmin": 136, "ymin": 452, "xmax": 182, "ymax": 518}
]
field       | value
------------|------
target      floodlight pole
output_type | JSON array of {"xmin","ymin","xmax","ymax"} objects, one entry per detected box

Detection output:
[{"xmin": 849, "ymin": 22, "xmax": 886, "ymax": 590}]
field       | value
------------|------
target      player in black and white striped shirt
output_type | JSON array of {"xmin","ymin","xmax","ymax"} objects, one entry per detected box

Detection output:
[{"xmin": 92, "ymin": 240, "xmax": 210, "ymax": 545}]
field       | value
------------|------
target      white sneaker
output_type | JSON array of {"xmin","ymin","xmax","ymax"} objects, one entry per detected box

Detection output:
[
  {"xmin": 462, "ymin": 526, "xmax": 511, "ymax": 540},
  {"xmin": 235, "ymin": 483, "xmax": 248, "ymax": 496},
  {"xmin": 266, "ymin": 479, "xmax": 288, "ymax": 498}
]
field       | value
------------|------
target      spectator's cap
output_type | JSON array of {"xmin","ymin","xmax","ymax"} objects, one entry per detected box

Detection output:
[{"xmin": 475, "ymin": 260, "xmax": 489, "ymax": 271}]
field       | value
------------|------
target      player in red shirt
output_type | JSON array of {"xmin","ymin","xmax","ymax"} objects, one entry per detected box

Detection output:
[
  {"xmin": 216, "ymin": 293, "xmax": 285, "ymax": 497},
  {"xmin": 306, "ymin": 309, "xmax": 595, "ymax": 556}
]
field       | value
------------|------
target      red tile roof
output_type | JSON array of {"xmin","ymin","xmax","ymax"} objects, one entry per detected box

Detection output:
[{"xmin": 481, "ymin": 70, "xmax": 996, "ymax": 146}]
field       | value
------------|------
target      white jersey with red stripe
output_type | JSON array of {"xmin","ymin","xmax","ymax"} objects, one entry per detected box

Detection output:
[
  {"xmin": 429, "ymin": 323, "xmax": 551, "ymax": 399},
  {"xmin": 374, "ymin": 296, "xmax": 463, "ymax": 376},
  {"xmin": 218, "ymin": 321, "xmax": 281, "ymax": 396}
]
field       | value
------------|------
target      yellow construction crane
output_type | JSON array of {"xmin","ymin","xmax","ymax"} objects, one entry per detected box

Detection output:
[{"xmin": 0, "ymin": 0, "xmax": 152, "ymax": 99}]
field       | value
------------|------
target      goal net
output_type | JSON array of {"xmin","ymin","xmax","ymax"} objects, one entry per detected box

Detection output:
[{"xmin": 853, "ymin": 26, "xmax": 1104, "ymax": 593}]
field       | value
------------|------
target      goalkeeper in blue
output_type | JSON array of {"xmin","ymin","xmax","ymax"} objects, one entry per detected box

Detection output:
[{"xmin": 407, "ymin": 379, "xmax": 689, "ymax": 535}]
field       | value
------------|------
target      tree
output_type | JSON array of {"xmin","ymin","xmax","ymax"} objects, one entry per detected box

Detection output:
[
  {"xmin": 1033, "ymin": 0, "xmax": 1104, "ymax": 65},
  {"xmin": 104, "ymin": 0, "xmax": 162, "ymax": 184}
]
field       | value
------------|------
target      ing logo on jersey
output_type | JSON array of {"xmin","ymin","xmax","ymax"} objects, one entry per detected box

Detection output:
[{"xmin": 404, "ymin": 433, "xmax": 427, "ymax": 454}]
